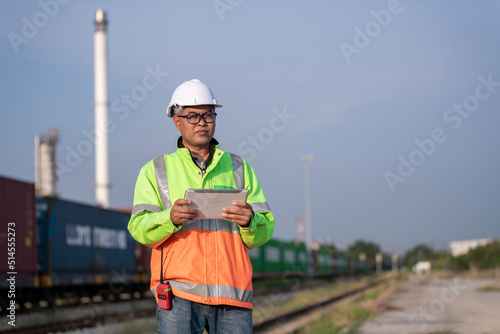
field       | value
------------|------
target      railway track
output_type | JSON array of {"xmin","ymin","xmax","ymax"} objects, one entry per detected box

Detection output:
[
  {"xmin": 0, "ymin": 307, "xmax": 156, "ymax": 334},
  {"xmin": 4, "ymin": 289, "xmax": 152, "ymax": 315},
  {"xmin": 253, "ymin": 278, "xmax": 388, "ymax": 333}
]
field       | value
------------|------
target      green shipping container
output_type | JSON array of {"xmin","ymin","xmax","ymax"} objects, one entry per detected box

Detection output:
[
  {"xmin": 262, "ymin": 239, "xmax": 283, "ymax": 273},
  {"xmin": 316, "ymin": 247, "xmax": 334, "ymax": 273},
  {"xmin": 336, "ymin": 252, "xmax": 347, "ymax": 273},
  {"xmin": 247, "ymin": 246, "xmax": 263, "ymax": 273},
  {"xmin": 281, "ymin": 241, "xmax": 307, "ymax": 272}
]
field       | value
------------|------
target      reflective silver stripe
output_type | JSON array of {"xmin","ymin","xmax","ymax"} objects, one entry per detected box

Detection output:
[
  {"xmin": 170, "ymin": 280, "xmax": 253, "ymax": 304},
  {"xmin": 229, "ymin": 153, "xmax": 244, "ymax": 189},
  {"xmin": 150, "ymin": 152, "xmax": 253, "ymax": 304},
  {"xmin": 131, "ymin": 203, "xmax": 162, "ymax": 215},
  {"xmin": 249, "ymin": 202, "xmax": 270, "ymax": 213},
  {"xmin": 154, "ymin": 155, "xmax": 172, "ymax": 210},
  {"xmin": 151, "ymin": 283, "xmax": 159, "ymax": 296},
  {"xmin": 175, "ymin": 219, "xmax": 239, "ymax": 235}
]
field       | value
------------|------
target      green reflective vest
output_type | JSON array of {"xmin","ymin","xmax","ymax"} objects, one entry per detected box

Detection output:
[{"xmin": 128, "ymin": 142, "xmax": 275, "ymax": 308}]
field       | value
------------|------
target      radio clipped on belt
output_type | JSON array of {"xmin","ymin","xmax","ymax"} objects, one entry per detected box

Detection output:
[
  {"xmin": 157, "ymin": 282, "xmax": 172, "ymax": 310},
  {"xmin": 157, "ymin": 246, "xmax": 172, "ymax": 310}
]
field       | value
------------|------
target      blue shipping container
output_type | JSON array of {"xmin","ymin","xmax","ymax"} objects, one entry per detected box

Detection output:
[{"xmin": 37, "ymin": 198, "xmax": 135, "ymax": 280}]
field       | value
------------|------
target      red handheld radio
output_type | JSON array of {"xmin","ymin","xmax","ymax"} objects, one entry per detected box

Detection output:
[
  {"xmin": 157, "ymin": 246, "xmax": 172, "ymax": 310},
  {"xmin": 157, "ymin": 282, "xmax": 172, "ymax": 310}
]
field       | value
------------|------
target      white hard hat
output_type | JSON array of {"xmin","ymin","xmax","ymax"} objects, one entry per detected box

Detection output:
[{"xmin": 166, "ymin": 79, "xmax": 222, "ymax": 117}]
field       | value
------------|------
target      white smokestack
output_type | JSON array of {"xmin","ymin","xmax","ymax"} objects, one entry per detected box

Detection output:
[
  {"xmin": 94, "ymin": 9, "xmax": 110, "ymax": 208},
  {"xmin": 35, "ymin": 128, "xmax": 59, "ymax": 197}
]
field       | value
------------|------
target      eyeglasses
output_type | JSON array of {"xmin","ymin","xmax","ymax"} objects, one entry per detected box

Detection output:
[{"xmin": 177, "ymin": 112, "xmax": 217, "ymax": 124}]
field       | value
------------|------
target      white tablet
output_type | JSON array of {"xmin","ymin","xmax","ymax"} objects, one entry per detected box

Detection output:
[{"xmin": 183, "ymin": 189, "xmax": 249, "ymax": 219}]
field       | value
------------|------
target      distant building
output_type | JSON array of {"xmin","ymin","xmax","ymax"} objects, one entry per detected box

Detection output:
[
  {"xmin": 413, "ymin": 261, "xmax": 431, "ymax": 275},
  {"xmin": 449, "ymin": 238, "xmax": 493, "ymax": 257}
]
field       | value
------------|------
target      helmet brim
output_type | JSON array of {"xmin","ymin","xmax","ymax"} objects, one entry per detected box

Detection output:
[{"xmin": 166, "ymin": 103, "xmax": 223, "ymax": 118}]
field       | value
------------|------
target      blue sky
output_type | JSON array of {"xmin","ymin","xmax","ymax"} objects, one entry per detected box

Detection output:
[{"xmin": 1, "ymin": 0, "xmax": 499, "ymax": 256}]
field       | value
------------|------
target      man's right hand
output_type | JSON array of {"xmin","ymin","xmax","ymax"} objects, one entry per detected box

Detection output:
[{"xmin": 170, "ymin": 199, "xmax": 199, "ymax": 225}]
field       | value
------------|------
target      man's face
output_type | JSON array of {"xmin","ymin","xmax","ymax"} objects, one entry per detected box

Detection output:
[{"xmin": 173, "ymin": 105, "xmax": 216, "ymax": 150}]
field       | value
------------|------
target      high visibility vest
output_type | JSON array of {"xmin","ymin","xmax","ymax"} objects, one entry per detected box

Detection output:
[{"xmin": 128, "ymin": 143, "xmax": 275, "ymax": 309}]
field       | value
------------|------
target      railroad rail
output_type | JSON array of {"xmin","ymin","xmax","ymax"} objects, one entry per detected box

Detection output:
[
  {"xmin": 253, "ymin": 278, "xmax": 387, "ymax": 333},
  {"xmin": 0, "ymin": 307, "xmax": 155, "ymax": 334}
]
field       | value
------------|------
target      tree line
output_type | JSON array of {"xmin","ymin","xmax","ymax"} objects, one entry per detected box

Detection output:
[{"xmin": 345, "ymin": 239, "xmax": 500, "ymax": 271}]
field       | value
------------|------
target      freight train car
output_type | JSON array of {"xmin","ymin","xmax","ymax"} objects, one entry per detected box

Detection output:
[
  {"xmin": 35, "ymin": 197, "xmax": 138, "ymax": 304},
  {"xmin": 314, "ymin": 246, "xmax": 334, "ymax": 276},
  {"xmin": 333, "ymin": 251, "xmax": 347, "ymax": 275},
  {"xmin": 249, "ymin": 240, "xmax": 366, "ymax": 280},
  {"xmin": 249, "ymin": 240, "xmax": 307, "ymax": 278},
  {"xmin": 0, "ymin": 178, "xmax": 151, "ymax": 312},
  {"xmin": 0, "ymin": 176, "xmax": 37, "ymax": 311}
]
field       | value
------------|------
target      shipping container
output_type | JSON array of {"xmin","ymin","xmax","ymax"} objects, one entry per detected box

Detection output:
[
  {"xmin": 282, "ymin": 241, "xmax": 307, "ymax": 272},
  {"xmin": 37, "ymin": 197, "xmax": 135, "ymax": 287},
  {"xmin": 261, "ymin": 239, "xmax": 282, "ymax": 273},
  {"xmin": 135, "ymin": 242, "xmax": 151, "ymax": 274},
  {"xmin": 358, "ymin": 259, "xmax": 365, "ymax": 273},
  {"xmin": 118, "ymin": 207, "xmax": 152, "ymax": 281},
  {"xmin": 247, "ymin": 246, "xmax": 263, "ymax": 274},
  {"xmin": 134, "ymin": 241, "xmax": 152, "ymax": 286},
  {"xmin": 250, "ymin": 240, "xmax": 308, "ymax": 277},
  {"xmin": 297, "ymin": 245, "xmax": 307, "ymax": 271},
  {"xmin": 315, "ymin": 246, "xmax": 334, "ymax": 274},
  {"xmin": 0, "ymin": 176, "xmax": 37, "ymax": 285},
  {"xmin": 337, "ymin": 252, "xmax": 347, "ymax": 273},
  {"xmin": 349, "ymin": 257, "xmax": 358, "ymax": 274}
]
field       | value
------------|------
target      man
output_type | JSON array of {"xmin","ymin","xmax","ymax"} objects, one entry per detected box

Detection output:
[{"xmin": 128, "ymin": 79, "xmax": 275, "ymax": 333}]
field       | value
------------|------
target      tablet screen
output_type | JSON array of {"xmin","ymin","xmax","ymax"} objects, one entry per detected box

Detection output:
[{"xmin": 183, "ymin": 189, "xmax": 249, "ymax": 219}]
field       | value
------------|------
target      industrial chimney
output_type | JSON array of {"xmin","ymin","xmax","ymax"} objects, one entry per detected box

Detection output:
[
  {"xmin": 35, "ymin": 128, "xmax": 59, "ymax": 197},
  {"xmin": 94, "ymin": 9, "xmax": 110, "ymax": 208}
]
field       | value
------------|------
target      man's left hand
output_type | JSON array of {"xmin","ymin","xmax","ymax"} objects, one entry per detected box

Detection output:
[{"xmin": 222, "ymin": 201, "xmax": 253, "ymax": 227}]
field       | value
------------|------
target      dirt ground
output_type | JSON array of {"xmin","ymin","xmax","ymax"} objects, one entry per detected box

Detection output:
[{"xmin": 357, "ymin": 274, "xmax": 500, "ymax": 334}]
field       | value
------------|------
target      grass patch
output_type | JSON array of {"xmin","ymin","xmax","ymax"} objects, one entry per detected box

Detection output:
[
  {"xmin": 356, "ymin": 288, "xmax": 380, "ymax": 302},
  {"xmin": 296, "ymin": 275, "xmax": 399, "ymax": 334},
  {"xmin": 252, "ymin": 278, "xmax": 373, "ymax": 322},
  {"xmin": 476, "ymin": 284, "xmax": 500, "ymax": 292},
  {"xmin": 297, "ymin": 305, "xmax": 375, "ymax": 334}
]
